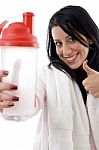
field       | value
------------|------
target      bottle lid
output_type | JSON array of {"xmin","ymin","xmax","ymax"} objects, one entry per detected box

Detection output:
[{"xmin": 0, "ymin": 12, "xmax": 39, "ymax": 47}]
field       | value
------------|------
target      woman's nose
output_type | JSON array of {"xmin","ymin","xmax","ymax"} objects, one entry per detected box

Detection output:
[{"xmin": 62, "ymin": 44, "xmax": 72, "ymax": 56}]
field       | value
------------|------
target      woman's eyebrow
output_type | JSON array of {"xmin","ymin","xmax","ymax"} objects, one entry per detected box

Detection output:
[
  {"xmin": 54, "ymin": 35, "xmax": 70, "ymax": 41},
  {"xmin": 53, "ymin": 38, "xmax": 62, "ymax": 43}
]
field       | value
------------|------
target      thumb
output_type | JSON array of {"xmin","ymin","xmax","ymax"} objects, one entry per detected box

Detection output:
[{"xmin": 83, "ymin": 60, "xmax": 95, "ymax": 75}]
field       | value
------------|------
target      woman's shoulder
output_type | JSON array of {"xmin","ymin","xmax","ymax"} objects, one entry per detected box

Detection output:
[
  {"xmin": 38, "ymin": 64, "xmax": 71, "ymax": 82},
  {"xmin": 38, "ymin": 65, "xmax": 64, "ymax": 75},
  {"xmin": 38, "ymin": 65, "xmax": 51, "ymax": 75}
]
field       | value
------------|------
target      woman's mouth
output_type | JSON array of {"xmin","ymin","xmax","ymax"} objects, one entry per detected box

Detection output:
[{"xmin": 64, "ymin": 53, "xmax": 79, "ymax": 64}]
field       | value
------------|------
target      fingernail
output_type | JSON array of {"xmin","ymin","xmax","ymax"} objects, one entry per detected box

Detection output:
[
  {"xmin": 3, "ymin": 71, "xmax": 9, "ymax": 76},
  {"xmin": 12, "ymin": 96, "xmax": 19, "ymax": 101},
  {"xmin": 8, "ymin": 104, "xmax": 14, "ymax": 107},
  {"xmin": 10, "ymin": 84, "xmax": 18, "ymax": 90}
]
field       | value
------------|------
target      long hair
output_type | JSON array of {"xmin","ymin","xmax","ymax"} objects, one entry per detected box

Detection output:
[{"xmin": 46, "ymin": 5, "xmax": 99, "ymax": 104}]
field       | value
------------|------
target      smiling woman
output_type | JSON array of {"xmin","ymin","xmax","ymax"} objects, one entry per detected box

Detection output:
[
  {"xmin": 1, "ymin": 2, "xmax": 99, "ymax": 150},
  {"xmin": 52, "ymin": 26, "xmax": 90, "ymax": 69},
  {"xmin": 45, "ymin": 5, "xmax": 99, "ymax": 150}
]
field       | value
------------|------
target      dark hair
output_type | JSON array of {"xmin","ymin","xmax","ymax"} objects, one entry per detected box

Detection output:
[{"xmin": 46, "ymin": 5, "xmax": 99, "ymax": 104}]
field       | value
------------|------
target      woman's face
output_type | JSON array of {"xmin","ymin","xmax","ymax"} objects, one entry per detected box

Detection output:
[{"xmin": 52, "ymin": 26, "xmax": 90, "ymax": 69}]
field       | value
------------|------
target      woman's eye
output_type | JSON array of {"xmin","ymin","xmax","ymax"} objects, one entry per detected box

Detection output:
[
  {"xmin": 55, "ymin": 41, "xmax": 62, "ymax": 47},
  {"xmin": 68, "ymin": 36, "xmax": 76, "ymax": 43}
]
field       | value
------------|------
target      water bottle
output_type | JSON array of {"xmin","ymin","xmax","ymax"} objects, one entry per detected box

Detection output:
[{"xmin": 0, "ymin": 12, "xmax": 39, "ymax": 121}]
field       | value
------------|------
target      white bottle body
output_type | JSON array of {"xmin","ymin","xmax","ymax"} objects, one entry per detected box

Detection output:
[{"xmin": 0, "ymin": 46, "xmax": 37, "ymax": 120}]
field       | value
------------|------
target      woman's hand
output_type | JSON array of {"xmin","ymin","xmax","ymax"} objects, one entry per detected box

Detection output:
[
  {"xmin": 0, "ymin": 70, "xmax": 19, "ymax": 112},
  {"xmin": 82, "ymin": 60, "xmax": 99, "ymax": 98}
]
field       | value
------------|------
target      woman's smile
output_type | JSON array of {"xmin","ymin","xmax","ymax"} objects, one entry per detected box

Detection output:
[
  {"xmin": 63, "ymin": 53, "xmax": 79, "ymax": 64},
  {"xmin": 52, "ymin": 26, "xmax": 89, "ymax": 69}
]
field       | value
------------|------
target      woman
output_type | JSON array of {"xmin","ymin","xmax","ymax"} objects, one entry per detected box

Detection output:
[{"xmin": 0, "ymin": 5, "xmax": 99, "ymax": 150}]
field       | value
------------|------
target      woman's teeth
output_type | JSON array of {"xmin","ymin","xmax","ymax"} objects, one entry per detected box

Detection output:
[{"xmin": 66, "ymin": 54, "xmax": 78, "ymax": 63}]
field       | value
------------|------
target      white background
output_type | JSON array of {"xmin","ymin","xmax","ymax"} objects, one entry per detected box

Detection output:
[{"xmin": 0, "ymin": 0, "xmax": 98, "ymax": 150}]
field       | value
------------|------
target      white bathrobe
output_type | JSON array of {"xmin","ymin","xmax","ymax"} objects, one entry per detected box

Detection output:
[
  {"xmin": 2, "ymin": 65, "xmax": 99, "ymax": 149},
  {"xmin": 33, "ymin": 65, "xmax": 99, "ymax": 150}
]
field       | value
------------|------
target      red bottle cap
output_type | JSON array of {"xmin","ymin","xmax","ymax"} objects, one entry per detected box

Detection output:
[{"xmin": 0, "ymin": 12, "xmax": 39, "ymax": 47}]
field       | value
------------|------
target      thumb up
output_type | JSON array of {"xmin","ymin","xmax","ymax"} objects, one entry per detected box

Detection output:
[
  {"xmin": 83, "ymin": 60, "xmax": 97, "ymax": 75},
  {"xmin": 82, "ymin": 60, "xmax": 99, "ymax": 98}
]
